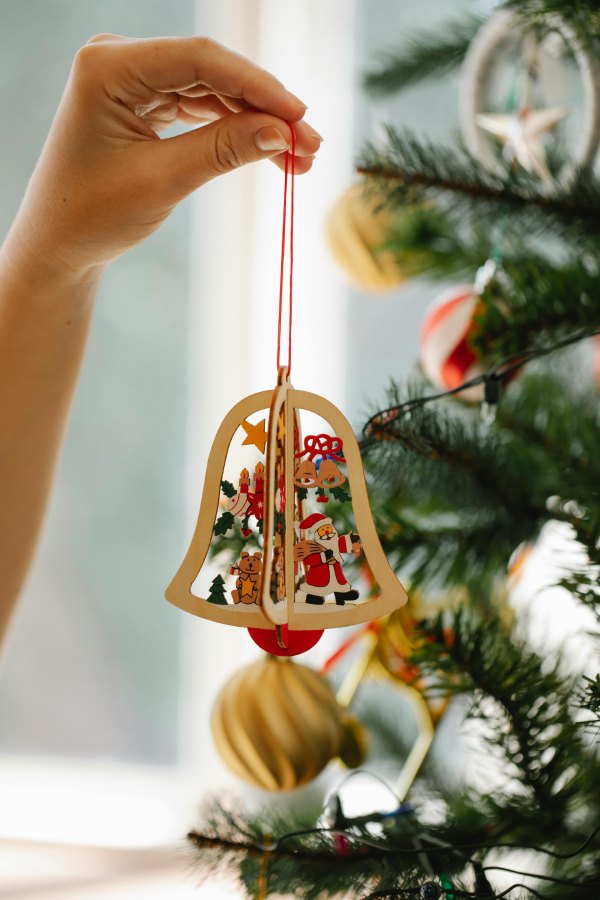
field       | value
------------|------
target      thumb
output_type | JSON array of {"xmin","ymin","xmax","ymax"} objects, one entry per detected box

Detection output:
[{"xmin": 154, "ymin": 112, "xmax": 292, "ymax": 199}]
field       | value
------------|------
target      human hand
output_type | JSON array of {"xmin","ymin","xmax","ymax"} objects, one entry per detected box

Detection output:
[{"xmin": 10, "ymin": 34, "xmax": 322, "ymax": 279}]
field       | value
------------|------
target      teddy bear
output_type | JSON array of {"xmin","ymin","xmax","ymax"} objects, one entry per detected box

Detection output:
[{"xmin": 230, "ymin": 551, "xmax": 263, "ymax": 605}]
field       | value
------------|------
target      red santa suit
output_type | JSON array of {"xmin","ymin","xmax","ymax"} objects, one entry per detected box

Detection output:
[{"xmin": 298, "ymin": 513, "xmax": 357, "ymax": 600}]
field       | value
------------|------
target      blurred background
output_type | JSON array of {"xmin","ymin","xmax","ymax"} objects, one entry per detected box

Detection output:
[{"xmin": 0, "ymin": 0, "xmax": 475, "ymax": 895}]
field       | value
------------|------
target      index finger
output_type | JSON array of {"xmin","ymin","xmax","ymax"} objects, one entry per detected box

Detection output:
[{"xmin": 98, "ymin": 35, "xmax": 308, "ymax": 121}]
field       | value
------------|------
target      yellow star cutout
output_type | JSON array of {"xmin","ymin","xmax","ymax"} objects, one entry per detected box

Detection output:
[
  {"xmin": 241, "ymin": 418, "xmax": 268, "ymax": 454},
  {"xmin": 240, "ymin": 576, "xmax": 255, "ymax": 598}
]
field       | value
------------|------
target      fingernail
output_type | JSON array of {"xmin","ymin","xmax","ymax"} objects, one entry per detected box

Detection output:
[
  {"xmin": 309, "ymin": 129, "xmax": 324, "ymax": 142},
  {"xmin": 287, "ymin": 91, "xmax": 308, "ymax": 111},
  {"xmin": 255, "ymin": 127, "xmax": 290, "ymax": 152}
]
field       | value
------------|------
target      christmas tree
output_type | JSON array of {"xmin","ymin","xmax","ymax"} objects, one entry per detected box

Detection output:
[
  {"xmin": 190, "ymin": 3, "xmax": 600, "ymax": 897},
  {"xmin": 207, "ymin": 574, "xmax": 228, "ymax": 606}
]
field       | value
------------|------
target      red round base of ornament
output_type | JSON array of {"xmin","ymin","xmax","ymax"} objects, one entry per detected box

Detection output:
[{"xmin": 248, "ymin": 625, "xmax": 323, "ymax": 656}]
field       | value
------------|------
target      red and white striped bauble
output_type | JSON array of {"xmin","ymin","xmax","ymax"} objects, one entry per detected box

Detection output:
[
  {"xmin": 420, "ymin": 285, "xmax": 483, "ymax": 401},
  {"xmin": 226, "ymin": 491, "xmax": 250, "ymax": 517}
]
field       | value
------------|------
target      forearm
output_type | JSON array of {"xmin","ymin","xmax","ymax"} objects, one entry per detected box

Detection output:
[
  {"xmin": 0, "ymin": 230, "xmax": 101, "ymax": 640},
  {"xmin": 0, "ymin": 35, "xmax": 318, "ymax": 646}
]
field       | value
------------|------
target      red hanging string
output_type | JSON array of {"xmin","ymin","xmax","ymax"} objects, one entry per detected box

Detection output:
[{"xmin": 276, "ymin": 124, "xmax": 296, "ymax": 377}]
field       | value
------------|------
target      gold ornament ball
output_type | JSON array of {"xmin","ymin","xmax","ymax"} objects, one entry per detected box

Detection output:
[
  {"xmin": 325, "ymin": 182, "xmax": 407, "ymax": 293},
  {"xmin": 211, "ymin": 656, "xmax": 364, "ymax": 791}
]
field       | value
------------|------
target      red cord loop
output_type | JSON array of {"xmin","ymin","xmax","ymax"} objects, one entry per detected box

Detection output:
[{"xmin": 276, "ymin": 124, "xmax": 296, "ymax": 377}]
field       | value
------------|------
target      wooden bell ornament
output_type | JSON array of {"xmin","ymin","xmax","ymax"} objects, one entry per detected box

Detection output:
[
  {"xmin": 166, "ymin": 367, "xmax": 408, "ymax": 649},
  {"xmin": 166, "ymin": 127, "xmax": 407, "ymax": 653}
]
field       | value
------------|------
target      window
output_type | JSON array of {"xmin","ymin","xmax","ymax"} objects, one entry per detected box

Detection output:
[
  {"xmin": 0, "ymin": 0, "xmax": 360, "ymax": 851},
  {"xmin": 0, "ymin": 0, "xmax": 195, "ymax": 846},
  {"xmin": 0, "ymin": 0, "xmax": 475, "ymax": 865}
]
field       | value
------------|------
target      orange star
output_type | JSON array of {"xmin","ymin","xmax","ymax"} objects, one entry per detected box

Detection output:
[
  {"xmin": 240, "ymin": 576, "xmax": 255, "ymax": 598},
  {"xmin": 241, "ymin": 418, "xmax": 268, "ymax": 454}
]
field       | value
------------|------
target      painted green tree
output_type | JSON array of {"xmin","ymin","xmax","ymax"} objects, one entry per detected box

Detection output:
[{"xmin": 206, "ymin": 574, "xmax": 228, "ymax": 606}]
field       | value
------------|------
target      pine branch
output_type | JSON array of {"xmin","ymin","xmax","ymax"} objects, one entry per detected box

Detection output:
[
  {"xmin": 472, "ymin": 259, "xmax": 600, "ymax": 360},
  {"xmin": 364, "ymin": 15, "xmax": 482, "ymax": 95},
  {"xmin": 365, "ymin": 488, "xmax": 527, "ymax": 596},
  {"xmin": 359, "ymin": 369, "xmax": 600, "ymax": 590},
  {"xmin": 367, "ymin": 196, "xmax": 600, "ymax": 359},
  {"xmin": 578, "ymin": 674, "xmax": 600, "ymax": 729},
  {"xmin": 364, "ymin": 3, "xmax": 599, "ymax": 100},
  {"xmin": 358, "ymin": 130, "xmax": 600, "ymax": 248},
  {"xmin": 412, "ymin": 608, "xmax": 600, "ymax": 821},
  {"xmin": 187, "ymin": 785, "xmax": 600, "ymax": 898},
  {"xmin": 188, "ymin": 829, "xmax": 331, "ymax": 862},
  {"xmin": 187, "ymin": 801, "xmax": 435, "ymax": 899},
  {"xmin": 363, "ymin": 379, "xmax": 543, "ymax": 534},
  {"xmin": 495, "ymin": 371, "xmax": 600, "ymax": 512},
  {"xmin": 374, "ymin": 201, "xmax": 488, "ymax": 280},
  {"xmin": 502, "ymin": 382, "xmax": 600, "ymax": 567},
  {"xmin": 501, "ymin": 0, "xmax": 600, "ymax": 42}
]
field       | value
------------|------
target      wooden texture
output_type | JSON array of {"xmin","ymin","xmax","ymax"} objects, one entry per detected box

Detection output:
[
  {"xmin": 260, "ymin": 373, "xmax": 289, "ymax": 625},
  {"xmin": 286, "ymin": 388, "xmax": 408, "ymax": 629},
  {"xmin": 166, "ymin": 374, "xmax": 408, "ymax": 631},
  {"xmin": 165, "ymin": 390, "xmax": 273, "ymax": 628}
]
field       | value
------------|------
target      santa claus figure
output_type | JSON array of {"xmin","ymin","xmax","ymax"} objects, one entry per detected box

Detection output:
[{"xmin": 295, "ymin": 513, "xmax": 361, "ymax": 606}]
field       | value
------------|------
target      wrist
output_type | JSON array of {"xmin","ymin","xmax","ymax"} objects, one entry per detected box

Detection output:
[{"xmin": 0, "ymin": 226, "xmax": 104, "ymax": 301}]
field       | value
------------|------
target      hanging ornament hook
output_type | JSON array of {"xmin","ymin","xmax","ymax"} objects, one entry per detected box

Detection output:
[{"xmin": 276, "ymin": 124, "xmax": 296, "ymax": 377}]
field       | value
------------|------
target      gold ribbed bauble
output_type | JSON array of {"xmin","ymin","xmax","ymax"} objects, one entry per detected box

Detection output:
[
  {"xmin": 211, "ymin": 656, "xmax": 365, "ymax": 791},
  {"xmin": 325, "ymin": 182, "xmax": 407, "ymax": 293}
]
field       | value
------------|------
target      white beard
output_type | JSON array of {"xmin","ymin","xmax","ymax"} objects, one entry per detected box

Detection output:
[{"xmin": 316, "ymin": 532, "xmax": 343, "ymax": 563}]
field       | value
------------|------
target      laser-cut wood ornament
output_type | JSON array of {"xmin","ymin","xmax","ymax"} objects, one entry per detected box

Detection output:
[
  {"xmin": 166, "ymin": 126, "xmax": 408, "ymax": 655},
  {"xmin": 166, "ymin": 366, "xmax": 408, "ymax": 651}
]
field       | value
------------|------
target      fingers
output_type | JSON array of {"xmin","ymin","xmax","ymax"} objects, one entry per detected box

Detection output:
[
  {"xmin": 84, "ymin": 32, "xmax": 128, "ymax": 45},
  {"xmin": 74, "ymin": 33, "xmax": 322, "ymax": 177},
  {"xmin": 153, "ymin": 111, "xmax": 318, "ymax": 200},
  {"xmin": 171, "ymin": 99, "xmax": 319, "ymax": 173},
  {"xmin": 270, "ymin": 151, "xmax": 315, "ymax": 175},
  {"xmin": 177, "ymin": 94, "xmax": 232, "ymax": 123},
  {"xmin": 84, "ymin": 35, "xmax": 307, "ymax": 122},
  {"xmin": 173, "ymin": 97, "xmax": 321, "ymax": 155}
]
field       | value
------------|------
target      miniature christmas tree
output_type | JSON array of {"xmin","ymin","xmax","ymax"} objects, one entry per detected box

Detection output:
[{"xmin": 206, "ymin": 574, "xmax": 228, "ymax": 606}]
